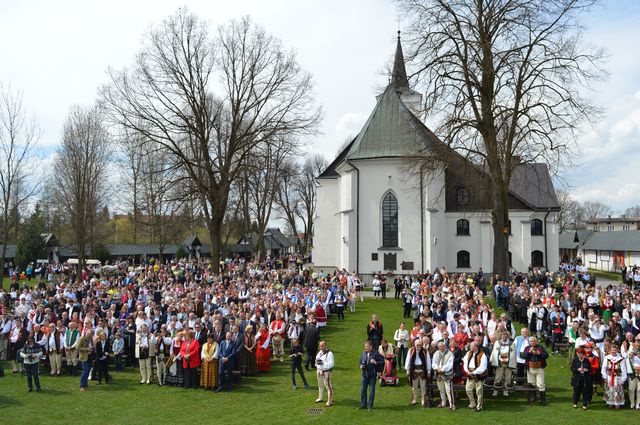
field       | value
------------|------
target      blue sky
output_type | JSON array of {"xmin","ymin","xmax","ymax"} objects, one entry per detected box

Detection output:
[{"xmin": 0, "ymin": 0, "xmax": 638, "ymax": 212}]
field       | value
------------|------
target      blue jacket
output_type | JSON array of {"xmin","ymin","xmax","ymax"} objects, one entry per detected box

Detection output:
[
  {"xmin": 219, "ymin": 339, "xmax": 237, "ymax": 361},
  {"xmin": 360, "ymin": 351, "xmax": 384, "ymax": 379}
]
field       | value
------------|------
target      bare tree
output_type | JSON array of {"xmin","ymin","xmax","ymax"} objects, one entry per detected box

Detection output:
[
  {"xmin": 138, "ymin": 143, "xmax": 183, "ymax": 261},
  {"xmin": 117, "ymin": 127, "xmax": 146, "ymax": 244},
  {"xmin": 624, "ymin": 205, "xmax": 640, "ymax": 218},
  {"xmin": 295, "ymin": 154, "xmax": 327, "ymax": 255},
  {"xmin": 0, "ymin": 85, "xmax": 41, "ymax": 283},
  {"xmin": 243, "ymin": 137, "xmax": 295, "ymax": 260},
  {"xmin": 398, "ymin": 0, "xmax": 606, "ymax": 276},
  {"xmin": 54, "ymin": 105, "xmax": 110, "ymax": 274},
  {"xmin": 276, "ymin": 158, "xmax": 301, "ymax": 239},
  {"xmin": 583, "ymin": 200, "xmax": 612, "ymax": 219},
  {"xmin": 100, "ymin": 10, "xmax": 320, "ymax": 271}
]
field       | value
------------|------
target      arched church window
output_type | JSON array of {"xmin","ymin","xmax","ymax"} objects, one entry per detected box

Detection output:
[
  {"xmin": 531, "ymin": 250, "xmax": 544, "ymax": 268},
  {"xmin": 382, "ymin": 192, "xmax": 398, "ymax": 248},
  {"xmin": 531, "ymin": 219, "xmax": 543, "ymax": 236},
  {"xmin": 457, "ymin": 250, "xmax": 470, "ymax": 268},
  {"xmin": 456, "ymin": 219, "xmax": 470, "ymax": 235},
  {"xmin": 455, "ymin": 186, "xmax": 469, "ymax": 205}
]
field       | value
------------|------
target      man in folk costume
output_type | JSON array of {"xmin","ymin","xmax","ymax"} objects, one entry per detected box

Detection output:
[
  {"xmin": 601, "ymin": 344, "xmax": 627, "ymax": 409},
  {"xmin": 432, "ymin": 341, "xmax": 455, "ymax": 410},
  {"xmin": 490, "ymin": 331, "xmax": 516, "ymax": 396},
  {"xmin": 47, "ymin": 323, "xmax": 64, "ymax": 376},
  {"xmin": 571, "ymin": 347, "xmax": 592, "ymax": 410},
  {"xmin": 405, "ymin": 338, "xmax": 432, "ymax": 407},
  {"xmin": 64, "ymin": 321, "xmax": 80, "ymax": 374},
  {"xmin": 463, "ymin": 341, "xmax": 487, "ymax": 412},
  {"xmin": 549, "ymin": 305, "xmax": 566, "ymax": 355},
  {"xmin": 514, "ymin": 327, "xmax": 530, "ymax": 378},
  {"xmin": 135, "ymin": 324, "xmax": 152, "ymax": 385},
  {"xmin": 269, "ymin": 312, "xmax": 286, "ymax": 363},
  {"xmin": 626, "ymin": 339, "xmax": 640, "ymax": 410},
  {"xmin": 315, "ymin": 340, "xmax": 334, "ymax": 406},
  {"xmin": 523, "ymin": 336, "xmax": 549, "ymax": 405},
  {"xmin": 528, "ymin": 302, "xmax": 547, "ymax": 341},
  {"xmin": 151, "ymin": 325, "xmax": 172, "ymax": 386}
]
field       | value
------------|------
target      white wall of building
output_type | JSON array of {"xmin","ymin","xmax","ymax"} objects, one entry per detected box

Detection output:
[{"xmin": 312, "ymin": 178, "xmax": 340, "ymax": 273}]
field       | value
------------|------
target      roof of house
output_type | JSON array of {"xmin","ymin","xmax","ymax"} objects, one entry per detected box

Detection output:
[
  {"xmin": 580, "ymin": 230, "xmax": 640, "ymax": 252},
  {"xmin": 586, "ymin": 216, "xmax": 640, "ymax": 224},
  {"xmin": 559, "ymin": 233, "xmax": 579, "ymax": 250},
  {"xmin": 182, "ymin": 235, "xmax": 202, "ymax": 247},
  {"xmin": 507, "ymin": 163, "xmax": 560, "ymax": 211}
]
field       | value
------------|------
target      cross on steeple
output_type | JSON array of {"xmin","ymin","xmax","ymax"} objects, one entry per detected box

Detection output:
[{"xmin": 391, "ymin": 31, "xmax": 409, "ymax": 90}]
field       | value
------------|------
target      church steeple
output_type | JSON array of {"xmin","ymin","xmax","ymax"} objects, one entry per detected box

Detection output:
[{"xmin": 391, "ymin": 31, "xmax": 409, "ymax": 90}]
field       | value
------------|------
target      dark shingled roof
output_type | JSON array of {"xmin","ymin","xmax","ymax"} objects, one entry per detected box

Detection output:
[
  {"xmin": 317, "ymin": 137, "xmax": 356, "ymax": 179},
  {"xmin": 581, "ymin": 230, "xmax": 640, "ymax": 252},
  {"xmin": 508, "ymin": 163, "xmax": 560, "ymax": 211}
]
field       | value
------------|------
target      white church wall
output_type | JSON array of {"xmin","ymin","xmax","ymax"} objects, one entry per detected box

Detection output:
[
  {"xmin": 312, "ymin": 179, "xmax": 340, "ymax": 272},
  {"xmin": 355, "ymin": 159, "xmax": 422, "ymax": 276},
  {"xmin": 444, "ymin": 212, "xmax": 489, "ymax": 272}
]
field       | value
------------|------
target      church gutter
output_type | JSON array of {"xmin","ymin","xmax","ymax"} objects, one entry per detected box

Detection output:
[{"xmin": 346, "ymin": 160, "xmax": 360, "ymax": 274}]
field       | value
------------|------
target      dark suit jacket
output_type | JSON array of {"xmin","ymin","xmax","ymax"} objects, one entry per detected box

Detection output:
[
  {"xmin": 219, "ymin": 339, "xmax": 237, "ymax": 367},
  {"xmin": 194, "ymin": 330, "xmax": 208, "ymax": 346},
  {"xmin": 95, "ymin": 339, "xmax": 111, "ymax": 361},
  {"xmin": 303, "ymin": 324, "xmax": 320, "ymax": 350}
]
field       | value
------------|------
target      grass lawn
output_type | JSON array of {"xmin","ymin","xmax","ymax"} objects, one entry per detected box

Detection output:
[
  {"xmin": 590, "ymin": 269, "xmax": 623, "ymax": 283},
  {"xmin": 1, "ymin": 298, "xmax": 638, "ymax": 425}
]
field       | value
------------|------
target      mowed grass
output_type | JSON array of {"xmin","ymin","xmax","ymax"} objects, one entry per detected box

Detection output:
[{"xmin": 1, "ymin": 299, "xmax": 639, "ymax": 425}]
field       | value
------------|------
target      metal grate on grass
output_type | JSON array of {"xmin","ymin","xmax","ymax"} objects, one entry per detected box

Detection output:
[{"xmin": 308, "ymin": 408, "xmax": 325, "ymax": 415}]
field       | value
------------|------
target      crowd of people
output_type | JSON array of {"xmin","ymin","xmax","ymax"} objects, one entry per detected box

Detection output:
[
  {"xmin": 0, "ymin": 256, "xmax": 356, "ymax": 401},
  {"xmin": 355, "ymin": 262, "xmax": 640, "ymax": 412},
  {"xmin": 2, "ymin": 255, "xmax": 640, "ymax": 415}
]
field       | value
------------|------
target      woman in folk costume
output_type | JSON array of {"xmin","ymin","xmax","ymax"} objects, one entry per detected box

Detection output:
[
  {"xmin": 240, "ymin": 324, "xmax": 258, "ymax": 376},
  {"xmin": 164, "ymin": 331, "xmax": 185, "ymax": 387},
  {"xmin": 200, "ymin": 335, "xmax": 219, "ymax": 390},
  {"xmin": 255, "ymin": 323, "xmax": 271, "ymax": 372},
  {"xmin": 601, "ymin": 344, "xmax": 627, "ymax": 409}
]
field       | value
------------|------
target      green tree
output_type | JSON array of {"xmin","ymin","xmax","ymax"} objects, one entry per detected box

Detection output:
[{"xmin": 15, "ymin": 204, "xmax": 46, "ymax": 269}]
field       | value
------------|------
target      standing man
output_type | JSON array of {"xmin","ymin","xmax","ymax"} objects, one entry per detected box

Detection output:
[
  {"xmin": 216, "ymin": 331, "xmax": 237, "ymax": 392},
  {"xmin": 315, "ymin": 340, "xmax": 334, "ymax": 406},
  {"xmin": 405, "ymin": 338, "xmax": 431, "ymax": 407},
  {"xmin": 289, "ymin": 338, "xmax": 309, "ymax": 390},
  {"xmin": 64, "ymin": 321, "xmax": 80, "ymax": 375},
  {"xmin": 359, "ymin": 340, "xmax": 384, "ymax": 411},
  {"xmin": 523, "ymin": 336, "xmax": 549, "ymax": 405},
  {"xmin": 514, "ymin": 328, "xmax": 530, "ymax": 378},
  {"xmin": 77, "ymin": 330, "xmax": 94, "ymax": 392},
  {"xmin": 303, "ymin": 318, "xmax": 320, "ymax": 371},
  {"xmin": 270, "ymin": 312, "xmax": 286, "ymax": 363},
  {"xmin": 47, "ymin": 323, "xmax": 64, "ymax": 376},
  {"xmin": 490, "ymin": 331, "xmax": 516, "ymax": 396},
  {"xmin": 135, "ymin": 324, "xmax": 152, "ymax": 385},
  {"xmin": 626, "ymin": 340, "xmax": 640, "ymax": 410},
  {"xmin": 20, "ymin": 335, "xmax": 43, "ymax": 392},
  {"xmin": 432, "ymin": 341, "xmax": 455, "ymax": 410},
  {"xmin": 463, "ymin": 341, "xmax": 487, "ymax": 412},
  {"xmin": 549, "ymin": 306, "xmax": 566, "ymax": 355},
  {"xmin": 367, "ymin": 315, "xmax": 384, "ymax": 351}
]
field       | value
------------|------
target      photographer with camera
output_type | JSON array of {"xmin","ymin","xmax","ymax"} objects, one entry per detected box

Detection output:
[{"xmin": 20, "ymin": 335, "xmax": 43, "ymax": 392}]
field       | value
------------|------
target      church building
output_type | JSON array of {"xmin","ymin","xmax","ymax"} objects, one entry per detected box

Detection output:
[{"xmin": 313, "ymin": 35, "xmax": 560, "ymax": 278}]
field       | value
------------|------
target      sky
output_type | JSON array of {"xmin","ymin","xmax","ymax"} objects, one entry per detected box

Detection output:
[{"xmin": 0, "ymin": 0, "xmax": 639, "ymax": 213}]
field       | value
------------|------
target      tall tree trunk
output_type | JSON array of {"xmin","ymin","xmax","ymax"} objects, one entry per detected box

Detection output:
[{"xmin": 491, "ymin": 182, "xmax": 509, "ymax": 280}]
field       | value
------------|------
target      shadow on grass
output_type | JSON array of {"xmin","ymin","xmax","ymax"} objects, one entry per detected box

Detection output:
[{"xmin": 0, "ymin": 394, "xmax": 23, "ymax": 408}]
